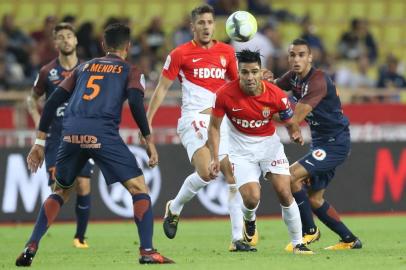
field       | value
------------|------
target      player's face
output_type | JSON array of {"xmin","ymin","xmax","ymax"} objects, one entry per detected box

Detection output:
[
  {"xmin": 288, "ymin": 44, "xmax": 312, "ymax": 77},
  {"xmin": 238, "ymin": 62, "xmax": 262, "ymax": 96},
  {"xmin": 191, "ymin": 13, "xmax": 215, "ymax": 46},
  {"xmin": 54, "ymin": 29, "xmax": 77, "ymax": 56}
]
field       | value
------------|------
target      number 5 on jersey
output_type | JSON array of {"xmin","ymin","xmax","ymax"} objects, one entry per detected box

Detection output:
[{"xmin": 83, "ymin": 75, "xmax": 104, "ymax": 100}]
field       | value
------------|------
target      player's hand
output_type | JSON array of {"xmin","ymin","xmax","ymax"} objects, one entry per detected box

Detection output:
[
  {"xmin": 146, "ymin": 142, "xmax": 159, "ymax": 168},
  {"xmin": 290, "ymin": 130, "xmax": 304, "ymax": 145},
  {"xmin": 209, "ymin": 159, "xmax": 221, "ymax": 179},
  {"xmin": 27, "ymin": 144, "xmax": 45, "ymax": 173},
  {"xmin": 262, "ymin": 69, "xmax": 275, "ymax": 83},
  {"xmin": 138, "ymin": 124, "xmax": 153, "ymax": 145}
]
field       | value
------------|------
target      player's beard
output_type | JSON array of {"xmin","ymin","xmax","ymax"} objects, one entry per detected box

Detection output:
[{"xmin": 60, "ymin": 48, "xmax": 75, "ymax": 56}]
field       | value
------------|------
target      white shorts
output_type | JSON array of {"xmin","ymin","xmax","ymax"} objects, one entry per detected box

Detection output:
[
  {"xmin": 228, "ymin": 131, "xmax": 290, "ymax": 189},
  {"xmin": 177, "ymin": 113, "xmax": 229, "ymax": 162}
]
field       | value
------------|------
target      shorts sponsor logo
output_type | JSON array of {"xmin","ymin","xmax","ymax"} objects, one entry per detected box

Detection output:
[
  {"xmin": 98, "ymin": 146, "xmax": 161, "ymax": 217},
  {"xmin": 312, "ymin": 149, "xmax": 326, "ymax": 161},
  {"xmin": 197, "ymin": 177, "xmax": 229, "ymax": 215},
  {"xmin": 271, "ymin": 158, "xmax": 289, "ymax": 166}
]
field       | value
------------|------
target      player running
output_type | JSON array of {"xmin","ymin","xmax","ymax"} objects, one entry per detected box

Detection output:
[
  {"xmin": 27, "ymin": 22, "xmax": 93, "ymax": 249},
  {"xmin": 147, "ymin": 4, "xmax": 252, "ymax": 251},
  {"xmin": 16, "ymin": 23, "xmax": 174, "ymax": 267},
  {"xmin": 276, "ymin": 38, "xmax": 362, "ymax": 251},
  {"xmin": 208, "ymin": 49, "xmax": 313, "ymax": 255}
]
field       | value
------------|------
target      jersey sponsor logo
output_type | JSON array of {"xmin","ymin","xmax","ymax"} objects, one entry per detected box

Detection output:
[
  {"xmin": 48, "ymin": 68, "xmax": 59, "ymax": 81},
  {"xmin": 271, "ymin": 158, "xmax": 288, "ymax": 167},
  {"xmin": 98, "ymin": 146, "xmax": 161, "ymax": 217},
  {"xmin": 262, "ymin": 106, "xmax": 270, "ymax": 118},
  {"xmin": 231, "ymin": 116, "xmax": 270, "ymax": 129},
  {"xmin": 163, "ymin": 55, "xmax": 171, "ymax": 70},
  {"xmin": 193, "ymin": 68, "xmax": 226, "ymax": 79},
  {"xmin": 197, "ymin": 177, "xmax": 229, "ymax": 215},
  {"xmin": 220, "ymin": 56, "xmax": 227, "ymax": 67},
  {"xmin": 312, "ymin": 149, "xmax": 326, "ymax": 161},
  {"xmin": 192, "ymin": 58, "xmax": 202, "ymax": 63},
  {"xmin": 87, "ymin": 63, "xmax": 122, "ymax": 74},
  {"xmin": 63, "ymin": 135, "xmax": 101, "ymax": 149}
]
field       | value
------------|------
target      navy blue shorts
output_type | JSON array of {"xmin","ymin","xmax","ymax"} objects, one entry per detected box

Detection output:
[
  {"xmin": 298, "ymin": 129, "xmax": 351, "ymax": 191},
  {"xmin": 45, "ymin": 137, "xmax": 93, "ymax": 186},
  {"xmin": 55, "ymin": 135, "xmax": 143, "ymax": 189}
]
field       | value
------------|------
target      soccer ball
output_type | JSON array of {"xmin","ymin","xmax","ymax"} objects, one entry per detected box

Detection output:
[{"xmin": 225, "ymin": 11, "xmax": 257, "ymax": 42}]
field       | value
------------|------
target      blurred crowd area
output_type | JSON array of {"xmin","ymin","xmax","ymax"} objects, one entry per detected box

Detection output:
[{"xmin": 0, "ymin": 0, "xmax": 406, "ymax": 104}]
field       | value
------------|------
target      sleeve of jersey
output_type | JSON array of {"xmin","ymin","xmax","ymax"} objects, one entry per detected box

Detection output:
[
  {"xmin": 300, "ymin": 73, "xmax": 327, "ymax": 108},
  {"xmin": 127, "ymin": 65, "xmax": 145, "ymax": 93},
  {"xmin": 58, "ymin": 68, "xmax": 78, "ymax": 93},
  {"xmin": 161, "ymin": 49, "xmax": 182, "ymax": 80},
  {"xmin": 276, "ymin": 71, "xmax": 293, "ymax": 91},
  {"xmin": 226, "ymin": 51, "xmax": 238, "ymax": 80},
  {"xmin": 275, "ymin": 87, "xmax": 293, "ymax": 122},
  {"xmin": 32, "ymin": 67, "xmax": 48, "ymax": 96},
  {"xmin": 211, "ymin": 91, "xmax": 226, "ymax": 118}
]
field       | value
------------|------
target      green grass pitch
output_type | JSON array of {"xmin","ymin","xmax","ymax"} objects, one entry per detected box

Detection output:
[{"xmin": 1, "ymin": 215, "xmax": 405, "ymax": 270}]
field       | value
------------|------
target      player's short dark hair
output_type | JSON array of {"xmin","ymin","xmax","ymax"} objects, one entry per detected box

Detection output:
[
  {"xmin": 191, "ymin": 4, "xmax": 215, "ymax": 22},
  {"xmin": 53, "ymin": 23, "xmax": 75, "ymax": 37},
  {"xmin": 291, "ymin": 38, "xmax": 311, "ymax": 53},
  {"xmin": 236, "ymin": 49, "xmax": 261, "ymax": 67},
  {"xmin": 103, "ymin": 23, "xmax": 130, "ymax": 50}
]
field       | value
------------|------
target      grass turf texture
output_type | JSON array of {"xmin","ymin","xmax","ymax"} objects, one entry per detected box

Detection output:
[{"xmin": 1, "ymin": 215, "xmax": 405, "ymax": 270}]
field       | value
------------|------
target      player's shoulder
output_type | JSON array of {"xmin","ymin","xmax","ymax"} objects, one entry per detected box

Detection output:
[
  {"xmin": 39, "ymin": 58, "xmax": 59, "ymax": 74},
  {"xmin": 213, "ymin": 41, "xmax": 235, "ymax": 55},
  {"xmin": 309, "ymin": 68, "xmax": 327, "ymax": 83},
  {"xmin": 171, "ymin": 41, "xmax": 194, "ymax": 55},
  {"xmin": 217, "ymin": 79, "xmax": 239, "ymax": 96},
  {"xmin": 264, "ymin": 80, "xmax": 284, "ymax": 93}
]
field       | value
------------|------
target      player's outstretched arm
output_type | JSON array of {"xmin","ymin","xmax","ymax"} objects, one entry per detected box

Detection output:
[
  {"xmin": 146, "ymin": 75, "xmax": 174, "ymax": 129},
  {"xmin": 26, "ymin": 90, "xmax": 42, "ymax": 128},
  {"xmin": 208, "ymin": 115, "xmax": 223, "ymax": 179},
  {"xmin": 27, "ymin": 87, "xmax": 71, "ymax": 173},
  {"xmin": 292, "ymin": 102, "xmax": 313, "ymax": 124},
  {"xmin": 284, "ymin": 118, "xmax": 304, "ymax": 145}
]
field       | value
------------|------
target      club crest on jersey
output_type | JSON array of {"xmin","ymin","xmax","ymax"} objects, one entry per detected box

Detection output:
[
  {"xmin": 220, "ymin": 56, "xmax": 227, "ymax": 67},
  {"xmin": 312, "ymin": 149, "xmax": 326, "ymax": 161},
  {"xmin": 262, "ymin": 106, "xmax": 270, "ymax": 118},
  {"xmin": 48, "ymin": 68, "xmax": 59, "ymax": 81}
]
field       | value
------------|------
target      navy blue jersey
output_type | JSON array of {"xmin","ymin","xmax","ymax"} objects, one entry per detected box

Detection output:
[
  {"xmin": 277, "ymin": 67, "xmax": 349, "ymax": 142},
  {"xmin": 33, "ymin": 58, "xmax": 80, "ymax": 137},
  {"xmin": 59, "ymin": 54, "xmax": 145, "ymax": 139}
]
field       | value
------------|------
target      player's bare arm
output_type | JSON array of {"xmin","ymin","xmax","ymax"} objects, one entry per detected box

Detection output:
[
  {"xmin": 292, "ymin": 102, "xmax": 313, "ymax": 124},
  {"xmin": 207, "ymin": 114, "xmax": 223, "ymax": 178},
  {"xmin": 26, "ymin": 90, "xmax": 42, "ymax": 128},
  {"xmin": 146, "ymin": 75, "xmax": 174, "ymax": 129},
  {"xmin": 284, "ymin": 118, "xmax": 304, "ymax": 145}
]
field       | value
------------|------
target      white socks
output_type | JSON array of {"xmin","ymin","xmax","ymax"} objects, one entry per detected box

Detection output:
[
  {"xmin": 228, "ymin": 184, "xmax": 243, "ymax": 242},
  {"xmin": 170, "ymin": 172, "xmax": 208, "ymax": 214},
  {"xmin": 241, "ymin": 201, "xmax": 259, "ymax": 222},
  {"xmin": 281, "ymin": 199, "xmax": 302, "ymax": 246}
]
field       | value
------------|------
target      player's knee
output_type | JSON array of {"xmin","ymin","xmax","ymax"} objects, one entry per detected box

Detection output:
[
  {"xmin": 54, "ymin": 187, "xmax": 73, "ymax": 203},
  {"xmin": 196, "ymin": 171, "xmax": 212, "ymax": 182},
  {"xmin": 76, "ymin": 177, "xmax": 91, "ymax": 195},
  {"xmin": 241, "ymin": 191, "xmax": 260, "ymax": 209}
]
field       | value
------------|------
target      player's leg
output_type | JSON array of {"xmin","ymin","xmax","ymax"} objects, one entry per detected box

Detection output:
[
  {"xmin": 220, "ymin": 157, "xmax": 248, "ymax": 251},
  {"xmin": 16, "ymin": 141, "xmax": 85, "ymax": 267},
  {"xmin": 265, "ymin": 171, "xmax": 313, "ymax": 255},
  {"xmin": 73, "ymin": 175, "xmax": 91, "ymax": 248},
  {"xmin": 91, "ymin": 139, "xmax": 174, "ymax": 264},
  {"xmin": 290, "ymin": 161, "xmax": 320, "ymax": 237},
  {"xmin": 232, "ymin": 158, "xmax": 261, "ymax": 250},
  {"xmin": 308, "ymin": 189, "xmax": 362, "ymax": 250},
  {"xmin": 218, "ymin": 118, "xmax": 245, "ymax": 250}
]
